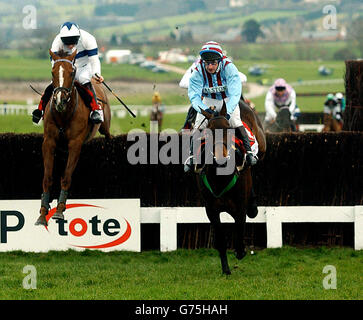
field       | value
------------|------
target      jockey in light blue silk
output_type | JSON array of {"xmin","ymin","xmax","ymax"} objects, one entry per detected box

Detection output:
[{"xmin": 184, "ymin": 41, "xmax": 257, "ymax": 172}]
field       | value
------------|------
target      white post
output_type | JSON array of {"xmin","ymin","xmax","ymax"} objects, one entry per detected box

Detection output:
[
  {"xmin": 354, "ymin": 206, "xmax": 363, "ymax": 250},
  {"xmin": 266, "ymin": 207, "xmax": 282, "ymax": 248},
  {"xmin": 160, "ymin": 208, "xmax": 177, "ymax": 252}
]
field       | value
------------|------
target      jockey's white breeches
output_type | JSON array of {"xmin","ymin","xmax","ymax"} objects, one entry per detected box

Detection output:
[
  {"xmin": 193, "ymin": 97, "xmax": 243, "ymax": 132},
  {"xmin": 75, "ymin": 63, "xmax": 93, "ymax": 85}
]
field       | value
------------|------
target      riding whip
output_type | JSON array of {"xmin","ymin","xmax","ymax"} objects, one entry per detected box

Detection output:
[
  {"xmin": 95, "ymin": 73, "xmax": 136, "ymax": 118},
  {"xmin": 29, "ymin": 84, "xmax": 42, "ymax": 96}
]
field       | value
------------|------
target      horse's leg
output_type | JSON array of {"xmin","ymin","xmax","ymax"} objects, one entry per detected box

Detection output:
[
  {"xmin": 233, "ymin": 212, "xmax": 247, "ymax": 260},
  {"xmin": 35, "ymin": 137, "xmax": 56, "ymax": 226},
  {"xmin": 52, "ymin": 138, "xmax": 83, "ymax": 220},
  {"xmin": 206, "ymin": 206, "xmax": 231, "ymax": 275}
]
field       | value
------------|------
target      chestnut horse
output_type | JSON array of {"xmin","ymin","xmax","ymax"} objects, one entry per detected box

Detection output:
[
  {"xmin": 35, "ymin": 49, "xmax": 111, "ymax": 226},
  {"xmin": 195, "ymin": 101, "xmax": 265, "ymax": 274}
]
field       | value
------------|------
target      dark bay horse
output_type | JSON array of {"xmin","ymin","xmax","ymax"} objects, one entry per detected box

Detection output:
[
  {"xmin": 35, "ymin": 49, "xmax": 111, "ymax": 226},
  {"xmin": 264, "ymin": 106, "xmax": 297, "ymax": 132},
  {"xmin": 195, "ymin": 101, "xmax": 265, "ymax": 275}
]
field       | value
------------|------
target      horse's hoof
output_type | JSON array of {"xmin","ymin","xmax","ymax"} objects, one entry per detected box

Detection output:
[
  {"xmin": 223, "ymin": 269, "xmax": 231, "ymax": 275},
  {"xmin": 235, "ymin": 250, "xmax": 247, "ymax": 260},
  {"xmin": 35, "ymin": 216, "xmax": 48, "ymax": 226},
  {"xmin": 52, "ymin": 212, "xmax": 64, "ymax": 220},
  {"xmin": 247, "ymin": 201, "xmax": 258, "ymax": 218}
]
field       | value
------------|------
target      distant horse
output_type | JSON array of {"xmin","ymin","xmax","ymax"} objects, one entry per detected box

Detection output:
[
  {"xmin": 195, "ymin": 101, "xmax": 265, "ymax": 274},
  {"xmin": 35, "ymin": 49, "xmax": 111, "ymax": 226},
  {"xmin": 322, "ymin": 113, "xmax": 342, "ymax": 132},
  {"xmin": 265, "ymin": 106, "xmax": 297, "ymax": 132},
  {"xmin": 150, "ymin": 103, "xmax": 163, "ymax": 132}
]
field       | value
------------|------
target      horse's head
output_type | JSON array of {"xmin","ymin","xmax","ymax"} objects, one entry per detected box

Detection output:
[
  {"xmin": 200, "ymin": 100, "xmax": 234, "ymax": 171},
  {"xmin": 49, "ymin": 49, "xmax": 77, "ymax": 112},
  {"xmin": 276, "ymin": 107, "xmax": 292, "ymax": 132}
]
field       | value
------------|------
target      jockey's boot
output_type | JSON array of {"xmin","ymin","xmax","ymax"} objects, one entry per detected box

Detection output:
[
  {"xmin": 184, "ymin": 137, "xmax": 194, "ymax": 173},
  {"xmin": 182, "ymin": 106, "xmax": 197, "ymax": 130},
  {"xmin": 32, "ymin": 84, "xmax": 54, "ymax": 123},
  {"xmin": 84, "ymin": 82, "xmax": 104, "ymax": 124},
  {"xmin": 236, "ymin": 126, "xmax": 258, "ymax": 166}
]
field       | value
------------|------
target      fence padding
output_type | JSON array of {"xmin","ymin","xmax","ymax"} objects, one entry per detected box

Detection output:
[{"xmin": 0, "ymin": 132, "xmax": 362, "ymax": 206}]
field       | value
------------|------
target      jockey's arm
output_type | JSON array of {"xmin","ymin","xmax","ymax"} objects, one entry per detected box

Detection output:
[
  {"xmin": 188, "ymin": 69, "xmax": 208, "ymax": 113},
  {"xmin": 289, "ymin": 89, "xmax": 297, "ymax": 120},
  {"xmin": 264, "ymin": 91, "xmax": 277, "ymax": 122},
  {"xmin": 225, "ymin": 63, "xmax": 242, "ymax": 115},
  {"xmin": 82, "ymin": 31, "xmax": 102, "ymax": 82}
]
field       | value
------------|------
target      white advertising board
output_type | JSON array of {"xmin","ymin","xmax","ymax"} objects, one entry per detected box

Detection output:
[{"xmin": 0, "ymin": 199, "xmax": 140, "ymax": 252}]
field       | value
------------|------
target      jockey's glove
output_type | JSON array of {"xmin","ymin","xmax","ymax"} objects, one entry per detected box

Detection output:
[
  {"xmin": 205, "ymin": 108, "xmax": 218, "ymax": 116},
  {"xmin": 225, "ymin": 114, "xmax": 230, "ymax": 120}
]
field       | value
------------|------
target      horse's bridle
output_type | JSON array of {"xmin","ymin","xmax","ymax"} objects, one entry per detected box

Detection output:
[{"xmin": 52, "ymin": 59, "xmax": 77, "ymax": 106}]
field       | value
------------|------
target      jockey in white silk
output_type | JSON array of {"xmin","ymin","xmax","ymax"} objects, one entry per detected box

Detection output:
[
  {"xmin": 264, "ymin": 78, "xmax": 298, "ymax": 123},
  {"xmin": 32, "ymin": 22, "xmax": 104, "ymax": 124}
]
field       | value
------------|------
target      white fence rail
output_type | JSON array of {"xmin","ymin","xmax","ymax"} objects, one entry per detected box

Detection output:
[{"xmin": 140, "ymin": 206, "xmax": 363, "ymax": 252}]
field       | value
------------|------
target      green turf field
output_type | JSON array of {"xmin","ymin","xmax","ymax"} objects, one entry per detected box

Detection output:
[
  {"xmin": 0, "ymin": 247, "xmax": 361, "ymax": 300},
  {"xmin": 0, "ymin": 113, "xmax": 187, "ymax": 135},
  {"xmin": 0, "ymin": 57, "xmax": 345, "ymax": 84}
]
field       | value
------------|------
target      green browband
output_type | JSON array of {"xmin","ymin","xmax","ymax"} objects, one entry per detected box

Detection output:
[{"xmin": 200, "ymin": 173, "xmax": 238, "ymax": 198}]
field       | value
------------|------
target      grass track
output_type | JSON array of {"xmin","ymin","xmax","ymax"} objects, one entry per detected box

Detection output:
[{"xmin": 0, "ymin": 247, "xmax": 361, "ymax": 300}]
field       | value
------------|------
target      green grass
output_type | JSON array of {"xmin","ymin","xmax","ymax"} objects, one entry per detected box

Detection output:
[
  {"xmin": 234, "ymin": 60, "xmax": 345, "ymax": 84},
  {"xmin": 0, "ymin": 115, "xmax": 44, "ymax": 134},
  {"xmin": 0, "ymin": 56, "xmax": 345, "ymax": 85},
  {"xmin": 0, "ymin": 57, "xmax": 182, "ymax": 82},
  {"xmin": 252, "ymin": 95, "xmax": 332, "ymax": 113},
  {"xmin": 0, "ymin": 247, "xmax": 361, "ymax": 300},
  {"xmin": 0, "ymin": 113, "xmax": 187, "ymax": 135}
]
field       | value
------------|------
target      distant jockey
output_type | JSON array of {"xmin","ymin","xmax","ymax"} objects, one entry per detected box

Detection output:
[
  {"xmin": 324, "ymin": 93, "xmax": 342, "ymax": 122},
  {"xmin": 184, "ymin": 41, "xmax": 257, "ymax": 173},
  {"xmin": 335, "ymin": 92, "xmax": 345, "ymax": 113},
  {"xmin": 264, "ymin": 78, "xmax": 300, "ymax": 125},
  {"xmin": 32, "ymin": 22, "xmax": 104, "ymax": 124}
]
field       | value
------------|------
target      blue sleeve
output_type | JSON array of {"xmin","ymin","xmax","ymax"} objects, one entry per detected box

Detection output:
[
  {"xmin": 225, "ymin": 63, "xmax": 242, "ymax": 114},
  {"xmin": 188, "ymin": 69, "xmax": 208, "ymax": 113}
]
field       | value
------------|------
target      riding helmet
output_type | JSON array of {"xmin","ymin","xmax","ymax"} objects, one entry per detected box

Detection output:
[
  {"xmin": 199, "ymin": 41, "xmax": 224, "ymax": 61},
  {"xmin": 60, "ymin": 22, "xmax": 80, "ymax": 45}
]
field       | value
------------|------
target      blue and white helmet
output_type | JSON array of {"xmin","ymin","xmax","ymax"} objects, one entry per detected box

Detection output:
[{"xmin": 59, "ymin": 22, "xmax": 80, "ymax": 45}]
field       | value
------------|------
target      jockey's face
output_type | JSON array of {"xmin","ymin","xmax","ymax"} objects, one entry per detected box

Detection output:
[
  {"xmin": 204, "ymin": 60, "xmax": 219, "ymax": 74},
  {"xmin": 66, "ymin": 44, "xmax": 76, "ymax": 50},
  {"xmin": 275, "ymin": 86, "xmax": 286, "ymax": 97}
]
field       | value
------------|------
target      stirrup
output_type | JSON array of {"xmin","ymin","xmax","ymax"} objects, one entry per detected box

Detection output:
[
  {"xmin": 183, "ymin": 155, "xmax": 194, "ymax": 173},
  {"xmin": 32, "ymin": 109, "xmax": 42, "ymax": 124},
  {"xmin": 246, "ymin": 152, "xmax": 258, "ymax": 166},
  {"xmin": 90, "ymin": 110, "xmax": 103, "ymax": 124}
]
